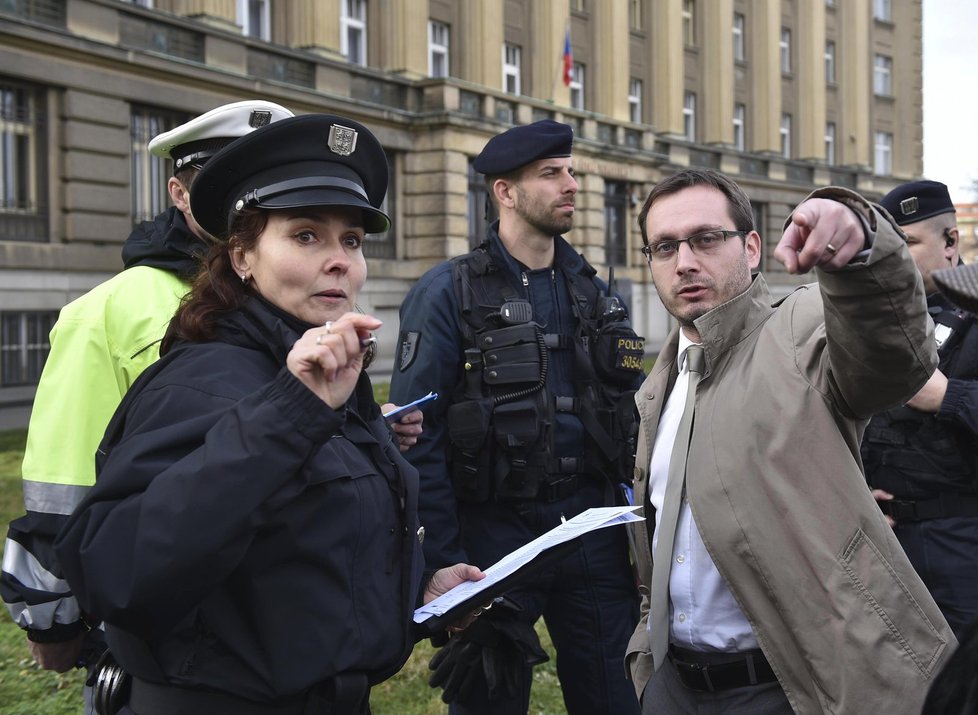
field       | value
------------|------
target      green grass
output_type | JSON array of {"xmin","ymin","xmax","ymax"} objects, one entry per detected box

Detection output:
[{"xmin": 0, "ymin": 405, "xmax": 567, "ymax": 714}]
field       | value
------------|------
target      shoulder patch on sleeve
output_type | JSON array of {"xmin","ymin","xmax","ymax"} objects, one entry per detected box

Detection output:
[{"xmin": 398, "ymin": 331, "xmax": 421, "ymax": 372}]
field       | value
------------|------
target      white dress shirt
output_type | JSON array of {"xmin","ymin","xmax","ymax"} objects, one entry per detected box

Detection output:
[{"xmin": 647, "ymin": 331, "xmax": 759, "ymax": 653}]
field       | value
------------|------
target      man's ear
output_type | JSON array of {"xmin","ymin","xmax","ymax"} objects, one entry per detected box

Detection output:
[
  {"xmin": 945, "ymin": 227, "xmax": 958, "ymax": 249},
  {"xmin": 168, "ymin": 176, "xmax": 191, "ymax": 214},
  {"xmin": 493, "ymin": 178, "xmax": 517, "ymax": 209}
]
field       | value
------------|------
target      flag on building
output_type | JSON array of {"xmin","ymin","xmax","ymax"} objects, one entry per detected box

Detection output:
[{"xmin": 562, "ymin": 30, "xmax": 573, "ymax": 87}]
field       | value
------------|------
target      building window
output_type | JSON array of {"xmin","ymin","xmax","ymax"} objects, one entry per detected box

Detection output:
[
  {"xmin": 503, "ymin": 43, "xmax": 521, "ymax": 95},
  {"xmin": 825, "ymin": 122, "xmax": 836, "ymax": 166},
  {"xmin": 733, "ymin": 103, "xmax": 746, "ymax": 151},
  {"xmin": 428, "ymin": 20, "xmax": 449, "ymax": 78},
  {"xmin": 341, "ymin": 0, "xmax": 367, "ymax": 66},
  {"xmin": 874, "ymin": 54, "xmax": 892, "ymax": 95},
  {"xmin": 628, "ymin": 78, "xmax": 642, "ymax": 123},
  {"xmin": 780, "ymin": 28, "xmax": 792, "ymax": 73},
  {"xmin": 0, "ymin": 80, "xmax": 47, "ymax": 242},
  {"xmin": 570, "ymin": 63, "xmax": 585, "ymax": 110},
  {"xmin": 605, "ymin": 181, "xmax": 628, "ymax": 266},
  {"xmin": 683, "ymin": 91, "xmax": 696, "ymax": 141},
  {"xmin": 468, "ymin": 161, "xmax": 495, "ymax": 250},
  {"xmin": 874, "ymin": 131, "xmax": 893, "ymax": 175},
  {"xmin": 733, "ymin": 13, "xmax": 745, "ymax": 62},
  {"xmin": 629, "ymin": 0, "xmax": 642, "ymax": 29},
  {"xmin": 237, "ymin": 0, "xmax": 270, "ymax": 41},
  {"xmin": 780, "ymin": 113, "xmax": 792, "ymax": 159},
  {"xmin": 825, "ymin": 41, "xmax": 836, "ymax": 84},
  {"xmin": 363, "ymin": 151, "xmax": 396, "ymax": 259},
  {"xmin": 131, "ymin": 107, "xmax": 185, "ymax": 224},
  {"xmin": 1, "ymin": 311, "xmax": 57, "ymax": 387},
  {"xmin": 873, "ymin": 0, "xmax": 891, "ymax": 21},
  {"xmin": 682, "ymin": 0, "xmax": 695, "ymax": 46},
  {"xmin": 570, "ymin": 0, "xmax": 585, "ymax": 11}
]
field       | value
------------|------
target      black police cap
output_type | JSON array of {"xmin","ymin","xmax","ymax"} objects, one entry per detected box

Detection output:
[
  {"xmin": 191, "ymin": 114, "xmax": 390, "ymax": 239},
  {"xmin": 879, "ymin": 180, "xmax": 956, "ymax": 226},
  {"xmin": 473, "ymin": 119, "xmax": 573, "ymax": 176}
]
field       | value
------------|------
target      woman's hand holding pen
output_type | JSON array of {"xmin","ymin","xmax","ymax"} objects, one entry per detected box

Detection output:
[{"xmin": 288, "ymin": 311, "xmax": 382, "ymax": 409}]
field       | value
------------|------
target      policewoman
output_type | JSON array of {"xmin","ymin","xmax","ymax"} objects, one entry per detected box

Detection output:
[
  {"xmin": 55, "ymin": 114, "xmax": 482, "ymax": 715},
  {"xmin": 390, "ymin": 120, "xmax": 643, "ymax": 715}
]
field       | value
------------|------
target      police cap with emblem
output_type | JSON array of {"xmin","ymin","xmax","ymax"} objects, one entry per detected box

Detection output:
[
  {"xmin": 148, "ymin": 100, "xmax": 294, "ymax": 173},
  {"xmin": 879, "ymin": 179, "xmax": 956, "ymax": 226},
  {"xmin": 473, "ymin": 119, "xmax": 574, "ymax": 176},
  {"xmin": 190, "ymin": 113, "xmax": 391, "ymax": 240}
]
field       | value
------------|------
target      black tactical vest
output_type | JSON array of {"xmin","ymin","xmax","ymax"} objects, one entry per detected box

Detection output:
[
  {"xmin": 444, "ymin": 243, "xmax": 644, "ymax": 503},
  {"xmin": 862, "ymin": 304, "xmax": 978, "ymax": 497}
]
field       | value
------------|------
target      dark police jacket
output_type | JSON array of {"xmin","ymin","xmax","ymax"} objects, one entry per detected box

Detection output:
[
  {"xmin": 55, "ymin": 296, "xmax": 425, "ymax": 702},
  {"xmin": 390, "ymin": 224, "xmax": 641, "ymax": 570},
  {"xmin": 863, "ymin": 292, "xmax": 978, "ymax": 498}
]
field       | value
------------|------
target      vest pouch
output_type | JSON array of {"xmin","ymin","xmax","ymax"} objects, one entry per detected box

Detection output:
[
  {"xmin": 593, "ymin": 321, "xmax": 645, "ymax": 386},
  {"xmin": 493, "ymin": 398, "xmax": 544, "ymax": 500},
  {"xmin": 477, "ymin": 323, "xmax": 540, "ymax": 350},
  {"xmin": 492, "ymin": 399, "xmax": 540, "ymax": 449},
  {"xmin": 447, "ymin": 399, "xmax": 493, "ymax": 503}
]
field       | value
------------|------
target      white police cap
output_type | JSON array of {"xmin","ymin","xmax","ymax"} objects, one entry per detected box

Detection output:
[{"xmin": 147, "ymin": 100, "xmax": 294, "ymax": 171}]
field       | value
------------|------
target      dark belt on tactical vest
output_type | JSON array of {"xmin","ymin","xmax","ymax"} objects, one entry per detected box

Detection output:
[
  {"xmin": 667, "ymin": 645, "xmax": 778, "ymax": 693},
  {"xmin": 879, "ymin": 492, "xmax": 978, "ymax": 522},
  {"xmin": 128, "ymin": 673, "xmax": 369, "ymax": 715}
]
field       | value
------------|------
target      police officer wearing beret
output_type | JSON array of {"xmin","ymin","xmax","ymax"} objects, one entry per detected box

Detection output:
[
  {"xmin": 54, "ymin": 114, "xmax": 483, "ymax": 715},
  {"xmin": 863, "ymin": 179, "xmax": 978, "ymax": 637},
  {"xmin": 390, "ymin": 120, "xmax": 643, "ymax": 715},
  {"xmin": 1, "ymin": 99, "xmax": 293, "ymax": 712}
]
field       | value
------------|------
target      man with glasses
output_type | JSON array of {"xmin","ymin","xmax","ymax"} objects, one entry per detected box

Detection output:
[
  {"xmin": 625, "ymin": 168, "xmax": 954, "ymax": 714},
  {"xmin": 862, "ymin": 180, "xmax": 978, "ymax": 639}
]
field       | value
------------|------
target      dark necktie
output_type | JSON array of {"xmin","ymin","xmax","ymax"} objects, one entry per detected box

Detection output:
[{"xmin": 649, "ymin": 344, "xmax": 705, "ymax": 670}]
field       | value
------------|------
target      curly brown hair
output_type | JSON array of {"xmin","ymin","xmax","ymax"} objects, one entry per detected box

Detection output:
[{"xmin": 162, "ymin": 209, "xmax": 268, "ymax": 354}]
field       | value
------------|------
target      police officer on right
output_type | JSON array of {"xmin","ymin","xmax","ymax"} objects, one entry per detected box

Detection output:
[
  {"xmin": 863, "ymin": 179, "xmax": 978, "ymax": 637},
  {"xmin": 390, "ymin": 120, "xmax": 643, "ymax": 715}
]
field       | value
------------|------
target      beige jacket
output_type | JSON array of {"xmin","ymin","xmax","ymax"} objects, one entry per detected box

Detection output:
[{"xmin": 625, "ymin": 188, "xmax": 956, "ymax": 714}]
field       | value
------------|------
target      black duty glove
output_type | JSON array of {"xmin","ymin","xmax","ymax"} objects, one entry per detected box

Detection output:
[{"xmin": 428, "ymin": 601, "xmax": 549, "ymax": 703}]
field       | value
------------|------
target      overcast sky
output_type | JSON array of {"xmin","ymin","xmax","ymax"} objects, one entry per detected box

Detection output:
[{"xmin": 922, "ymin": 1, "xmax": 978, "ymax": 203}]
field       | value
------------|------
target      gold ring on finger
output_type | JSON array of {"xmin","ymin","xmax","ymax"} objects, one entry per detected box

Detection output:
[{"xmin": 825, "ymin": 242, "xmax": 838, "ymax": 255}]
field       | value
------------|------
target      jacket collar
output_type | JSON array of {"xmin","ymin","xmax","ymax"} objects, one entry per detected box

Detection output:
[
  {"xmin": 485, "ymin": 220, "xmax": 589, "ymax": 279},
  {"xmin": 688, "ymin": 273, "xmax": 775, "ymax": 377}
]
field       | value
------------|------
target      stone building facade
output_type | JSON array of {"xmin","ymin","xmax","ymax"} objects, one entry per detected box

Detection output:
[{"xmin": 0, "ymin": 0, "xmax": 924, "ymax": 426}]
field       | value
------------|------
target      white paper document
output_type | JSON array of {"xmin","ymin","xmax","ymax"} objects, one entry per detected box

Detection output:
[{"xmin": 413, "ymin": 505, "xmax": 644, "ymax": 624}]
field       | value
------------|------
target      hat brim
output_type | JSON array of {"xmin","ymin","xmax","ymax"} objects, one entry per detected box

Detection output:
[
  {"xmin": 246, "ymin": 188, "xmax": 390, "ymax": 234},
  {"xmin": 933, "ymin": 263, "xmax": 978, "ymax": 313}
]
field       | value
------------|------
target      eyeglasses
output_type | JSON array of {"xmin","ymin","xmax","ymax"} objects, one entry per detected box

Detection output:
[{"xmin": 641, "ymin": 229, "xmax": 748, "ymax": 262}]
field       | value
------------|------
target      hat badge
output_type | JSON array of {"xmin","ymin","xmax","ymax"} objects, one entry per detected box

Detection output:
[
  {"xmin": 249, "ymin": 110, "xmax": 273, "ymax": 129},
  {"xmin": 327, "ymin": 124, "xmax": 359, "ymax": 156},
  {"xmin": 899, "ymin": 196, "xmax": 919, "ymax": 216}
]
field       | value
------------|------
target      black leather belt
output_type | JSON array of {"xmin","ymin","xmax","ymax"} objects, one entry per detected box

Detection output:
[
  {"xmin": 129, "ymin": 673, "xmax": 369, "ymax": 715},
  {"xmin": 879, "ymin": 492, "xmax": 978, "ymax": 522},
  {"xmin": 667, "ymin": 645, "xmax": 778, "ymax": 693}
]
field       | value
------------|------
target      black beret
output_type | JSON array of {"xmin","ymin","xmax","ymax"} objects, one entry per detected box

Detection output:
[
  {"xmin": 880, "ymin": 180, "xmax": 956, "ymax": 226},
  {"xmin": 191, "ymin": 114, "xmax": 390, "ymax": 240},
  {"xmin": 473, "ymin": 119, "xmax": 573, "ymax": 176}
]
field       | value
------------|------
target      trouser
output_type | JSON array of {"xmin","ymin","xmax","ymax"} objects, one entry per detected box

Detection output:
[
  {"xmin": 450, "ymin": 481, "xmax": 641, "ymax": 715},
  {"xmin": 641, "ymin": 656, "xmax": 792, "ymax": 715},
  {"xmin": 895, "ymin": 515, "xmax": 978, "ymax": 638}
]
